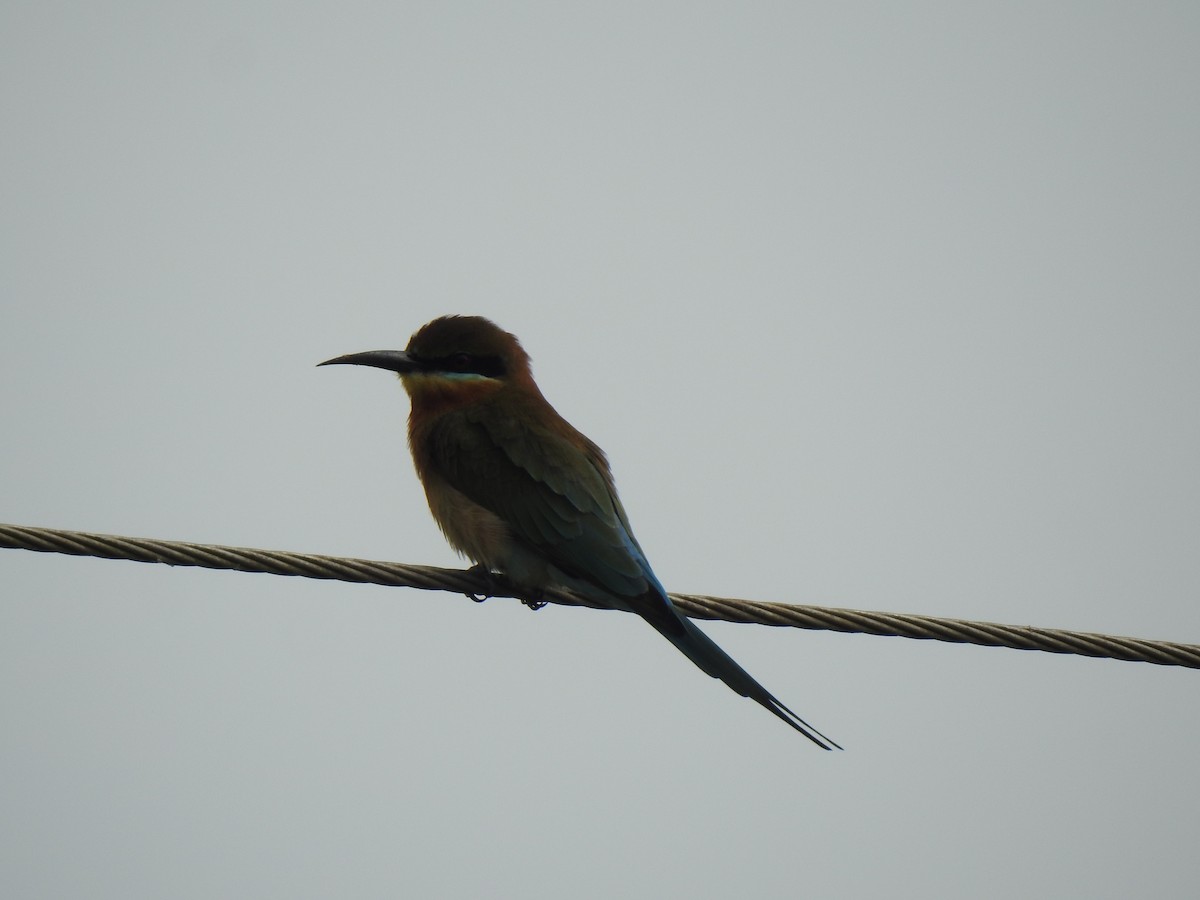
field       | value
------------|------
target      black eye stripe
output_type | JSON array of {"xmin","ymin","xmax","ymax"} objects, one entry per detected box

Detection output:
[{"xmin": 425, "ymin": 352, "xmax": 506, "ymax": 378}]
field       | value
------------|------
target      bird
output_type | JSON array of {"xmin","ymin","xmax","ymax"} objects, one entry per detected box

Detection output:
[{"xmin": 320, "ymin": 315, "xmax": 840, "ymax": 749}]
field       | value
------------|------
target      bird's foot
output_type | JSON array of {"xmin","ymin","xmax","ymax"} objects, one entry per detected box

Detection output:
[
  {"xmin": 464, "ymin": 565, "xmax": 548, "ymax": 610},
  {"xmin": 464, "ymin": 564, "xmax": 497, "ymax": 603},
  {"xmin": 520, "ymin": 590, "xmax": 548, "ymax": 612}
]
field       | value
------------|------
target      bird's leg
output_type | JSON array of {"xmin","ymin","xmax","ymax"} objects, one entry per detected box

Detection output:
[
  {"xmin": 464, "ymin": 564, "xmax": 548, "ymax": 610},
  {"xmin": 519, "ymin": 589, "xmax": 548, "ymax": 612},
  {"xmin": 464, "ymin": 563, "xmax": 498, "ymax": 603}
]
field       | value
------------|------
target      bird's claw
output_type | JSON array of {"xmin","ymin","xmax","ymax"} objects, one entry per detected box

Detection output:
[
  {"xmin": 465, "ymin": 564, "xmax": 496, "ymax": 603},
  {"xmin": 464, "ymin": 564, "xmax": 546, "ymax": 610}
]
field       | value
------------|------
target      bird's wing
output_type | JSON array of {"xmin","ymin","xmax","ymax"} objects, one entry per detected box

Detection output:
[
  {"xmin": 425, "ymin": 406, "xmax": 657, "ymax": 600},
  {"xmin": 428, "ymin": 405, "xmax": 842, "ymax": 750}
]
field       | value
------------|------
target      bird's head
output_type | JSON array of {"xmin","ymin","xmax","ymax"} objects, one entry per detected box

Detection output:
[{"xmin": 319, "ymin": 315, "xmax": 535, "ymax": 411}]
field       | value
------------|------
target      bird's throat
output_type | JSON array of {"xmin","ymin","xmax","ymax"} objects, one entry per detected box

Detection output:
[{"xmin": 402, "ymin": 372, "xmax": 504, "ymax": 417}]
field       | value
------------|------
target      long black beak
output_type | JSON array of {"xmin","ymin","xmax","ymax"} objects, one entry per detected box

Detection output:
[{"xmin": 317, "ymin": 350, "xmax": 420, "ymax": 373}]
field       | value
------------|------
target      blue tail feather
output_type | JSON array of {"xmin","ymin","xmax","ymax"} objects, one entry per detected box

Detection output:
[{"xmin": 632, "ymin": 589, "xmax": 841, "ymax": 750}]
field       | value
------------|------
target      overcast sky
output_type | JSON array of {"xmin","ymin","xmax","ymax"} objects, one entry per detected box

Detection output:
[{"xmin": 3, "ymin": 3, "xmax": 1198, "ymax": 898}]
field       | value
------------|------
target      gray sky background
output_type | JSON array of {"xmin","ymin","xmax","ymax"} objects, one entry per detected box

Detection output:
[{"xmin": 3, "ymin": 3, "xmax": 1198, "ymax": 898}]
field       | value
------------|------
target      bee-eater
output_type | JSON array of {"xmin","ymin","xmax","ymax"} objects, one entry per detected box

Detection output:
[{"xmin": 320, "ymin": 315, "xmax": 839, "ymax": 749}]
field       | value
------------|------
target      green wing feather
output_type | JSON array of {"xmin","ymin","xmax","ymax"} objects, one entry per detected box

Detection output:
[{"xmin": 425, "ymin": 405, "xmax": 652, "ymax": 597}]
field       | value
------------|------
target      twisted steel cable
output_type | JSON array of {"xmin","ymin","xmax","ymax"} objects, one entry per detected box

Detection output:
[{"xmin": 3, "ymin": 522, "xmax": 1197, "ymax": 670}]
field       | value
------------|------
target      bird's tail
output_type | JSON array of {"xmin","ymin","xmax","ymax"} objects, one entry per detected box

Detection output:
[{"xmin": 638, "ymin": 596, "xmax": 842, "ymax": 750}]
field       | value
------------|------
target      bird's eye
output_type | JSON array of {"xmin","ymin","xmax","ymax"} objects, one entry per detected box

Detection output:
[{"xmin": 447, "ymin": 353, "xmax": 473, "ymax": 371}]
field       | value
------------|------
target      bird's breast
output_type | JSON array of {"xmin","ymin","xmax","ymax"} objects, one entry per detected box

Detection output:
[{"xmin": 420, "ymin": 470, "xmax": 512, "ymax": 571}]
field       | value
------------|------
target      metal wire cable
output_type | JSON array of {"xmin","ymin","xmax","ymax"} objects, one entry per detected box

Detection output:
[{"xmin": 3, "ymin": 522, "xmax": 1197, "ymax": 670}]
